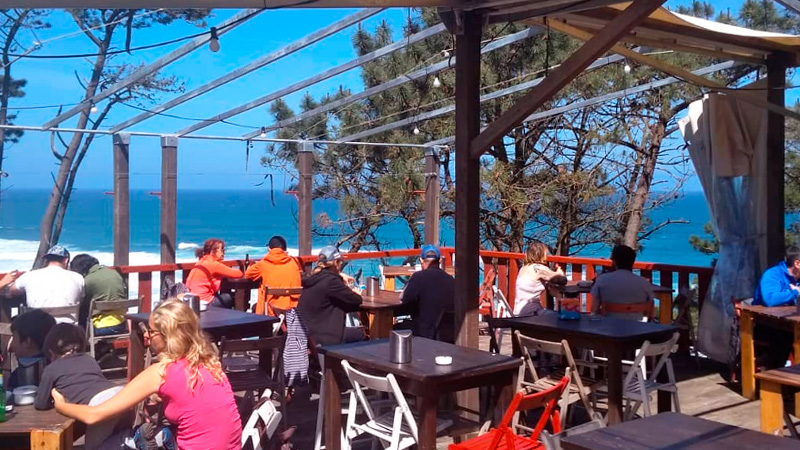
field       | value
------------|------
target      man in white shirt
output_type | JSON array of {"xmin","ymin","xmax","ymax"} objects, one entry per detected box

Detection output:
[
  {"xmin": 590, "ymin": 244, "xmax": 654, "ymax": 320},
  {"xmin": 9, "ymin": 245, "xmax": 84, "ymax": 323}
]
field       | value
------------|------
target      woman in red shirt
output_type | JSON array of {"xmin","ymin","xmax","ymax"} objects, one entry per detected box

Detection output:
[{"xmin": 185, "ymin": 238, "xmax": 243, "ymax": 308}]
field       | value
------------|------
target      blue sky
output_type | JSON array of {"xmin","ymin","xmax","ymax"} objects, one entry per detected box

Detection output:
[{"xmin": 1, "ymin": 0, "xmax": 795, "ymax": 192}]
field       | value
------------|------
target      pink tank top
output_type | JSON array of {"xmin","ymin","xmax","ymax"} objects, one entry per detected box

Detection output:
[{"xmin": 158, "ymin": 359, "xmax": 242, "ymax": 450}]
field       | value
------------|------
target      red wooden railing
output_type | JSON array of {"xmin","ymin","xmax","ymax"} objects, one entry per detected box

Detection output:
[{"xmin": 110, "ymin": 247, "xmax": 713, "ymax": 314}]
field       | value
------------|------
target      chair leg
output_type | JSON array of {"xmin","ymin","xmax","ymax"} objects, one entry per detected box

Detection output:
[{"xmin": 314, "ymin": 376, "xmax": 325, "ymax": 450}]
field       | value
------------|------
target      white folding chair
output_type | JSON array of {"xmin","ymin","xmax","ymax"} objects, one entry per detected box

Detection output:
[
  {"xmin": 242, "ymin": 389, "xmax": 283, "ymax": 450},
  {"xmin": 86, "ymin": 298, "xmax": 140, "ymax": 361},
  {"xmin": 341, "ymin": 360, "xmax": 452, "ymax": 450},
  {"xmin": 621, "ymin": 332, "xmax": 681, "ymax": 420}
]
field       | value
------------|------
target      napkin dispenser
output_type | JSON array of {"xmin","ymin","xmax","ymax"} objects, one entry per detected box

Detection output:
[
  {"xmin": 366, "ymin": 277, "xmax": 380, "ymax": 297},
  {"xmin": 389, "ymin": 330, "xmax": 412, "ymax": 364}
]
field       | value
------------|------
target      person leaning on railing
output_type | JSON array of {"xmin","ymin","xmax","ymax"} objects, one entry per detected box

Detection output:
[
  {"xmin": 515, "ymin": 241, "xmax": 564, "ymax": 317},
  {"xmin": 185, "ymin": 238, "xmax": 243, "ymax": 309},
  {"xmin": 244, "ymin": 235, "xmax": 302, "ymax": 316}
]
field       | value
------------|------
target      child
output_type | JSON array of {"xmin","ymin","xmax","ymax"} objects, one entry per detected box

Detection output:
[
  {"xmin": 8, "ymin": 309, "xmax": 56, "ymax": 389},
  {"xmin": 35, "ymin": 324, "xmax": 124, "ymax": 449}
]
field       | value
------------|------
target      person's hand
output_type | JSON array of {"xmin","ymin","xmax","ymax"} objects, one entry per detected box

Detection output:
[
  {"xmin": 791, "ymin": 285, "xmax": 800, "ymax": 293},
  {"xmin": 0, "ymin": 270, "xmax": 19, "ymax": 289},
  {"xmin": 554, "ymin": 264, "xmax": 565, "ymax": 276},
  {"xmin": 148, "ymin": 393, "xmax": 162, "ymax": 404},
  {"xmin": 51, "ymin": 389, "xmax": 66, "ymax": 410}
]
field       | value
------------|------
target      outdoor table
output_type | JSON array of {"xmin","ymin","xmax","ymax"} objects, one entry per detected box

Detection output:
[
  {"xmin": 0, "ymin": 404, "xmax": 84, "ymax": 450},
  {"xmin": 126, "ymin": 306, "xmax": 278, "ymax": 379},
  {"xmin": 382, "ymin": 265, "xmax": 455, "ymax": 291},
  {"xmin": 319, "ymin": 337, "xmax": 521, "ymax": 450},
  {"xmin": 492, "ymin": 314, "xmax": 678, "ymax": 425},
  {"xmin": 561, "ymin": 411, "xmax": 800, "ymax": 450},
  {"xmin": 548, "ymin": 280, "xmax": 675, "ymax": 324},
  {"xmin": 739, "ymin": 304, "xmax": 800, "ymax": 405},
  {"xmin": 359, "ymin": 289, "xmax": 402, "ymax": 339},
  {"xmin": 220, "ymin": 277, "xmax": 260, "ymax": 311},
  {"xmin": 755, "ymin": 364, "xmax": 800, "ymax": 436}
]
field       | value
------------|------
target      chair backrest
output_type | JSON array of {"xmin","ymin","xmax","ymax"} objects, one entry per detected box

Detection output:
[
  {"xmin": 86, "ymin": 298, "xmax": 140, "ymax": 334},
  {"xmin": 625, "ymin": 332, "xmax": 680, "ymax": 387},
  {"xmin": 21, "ymin": 304, "xmax": 80, "ymax": 324},
  {"xmin": 515, "ymin": 331, "xmax": 567, "ymax": 382},
  {"xmin": 241, "ymin": 389, "xmax": 283, "ymax": 450},
  {"xmin": 601, "ymin": 301, "xmax": 654, "ymax": 319},
  {"xmin": 341, "ymin": 359, "xmax": 418, "ymax": 441},
  {"xmin": 492, "ymin": 286, "xmax": 513, "ymax": 319}
]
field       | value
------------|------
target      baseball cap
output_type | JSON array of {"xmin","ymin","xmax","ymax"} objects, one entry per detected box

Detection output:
[
  {"xmin": 46, "ymin": 245, "xmax": 70, "ymax": 259},
  {"xmin": 420, "ymin": 245, "xmax": 441, "ymax": 260},
  {"xmin": 318, "ymin": 245, "xmax": 342, "ymax": 263}
]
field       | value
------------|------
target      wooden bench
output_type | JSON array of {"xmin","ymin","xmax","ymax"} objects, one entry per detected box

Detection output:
[{"xmin": 756, "ymin": 365, "xmax": 800, "ymax": 438}]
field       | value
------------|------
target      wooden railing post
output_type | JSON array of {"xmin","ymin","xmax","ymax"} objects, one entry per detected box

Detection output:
[
  {"xmin": 298, "ymin": 142, "xmax": 313, "ymax": 260},
  {"xmin": 113, "ymin": 133, "xmax": 130, "ymax": 269},
  {"xmin": 139, "ymin": 272, "xmax": 153, "ymax": 313},
  {"xmin": 423, "ymin": 146, "xmax": 440, "ymax": 246},
  {"xmin": 585, "ymin": 264, "xmax": 596, "ymax": 313}
]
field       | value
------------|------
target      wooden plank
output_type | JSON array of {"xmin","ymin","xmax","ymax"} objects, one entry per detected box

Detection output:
[
  {"xmin": 765, "ymin": 56, "xmax": 788, "ymax": 272},
  {"xmin": 777, "ymin": 0, "xmax": 800, "ymax": 16},
  {"xmin": 109, "ymin": 9, "xmax": 381, "ymax": 132},
  {"xmin": 469, "ymin": 0, "xmax": 667, "ymax": 158},
  {"xmin": 423, "ymin": 147, "xmax": 440, "ymax": 245},
  {"xmin": 160, "ymin": 136, "xmax": 177, "ymax": 265},
  {"xmin": 11, "ymin": 0, "xmax": 468, "ymax": 9},
  {"xmin": 585, "ymin": 264, "xmax": 595, "ymax": 312},
  {"xmin": 497, "ymin": 258, "xmax": 509, "ymax": 303},
  {"xmin": 30, "ymin": 419, "xmax": 74, "ymax": 450},
  {"xmin": 298, "ymin": 142, "xmax": 313, "ymax": 258},
  {"xmin": 741, "ymin": 309, "xmax": 756, "ymax": 399},
  {"xmin": 508, "ymin": 257, "xmax": 519, "ymax": 308},
  {"xmin": 759, "ymin": 379, "xmax": 785, "ymax": 436},
  {"xmin": 113, "ymin": 134, "xmax": 130, "ymax": 269},
  {"xmin": 138, "ymin": 272, "xmax": 152, "ymax": 313},
  {"xmin": 42, "ymin": 9, "xmax": 260, "ymax": 130},
  {"xmin": 659, "ymin": 270, "xmax": 673, "ymax": 324}
]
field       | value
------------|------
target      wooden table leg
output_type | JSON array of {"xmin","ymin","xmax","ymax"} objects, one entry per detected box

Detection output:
[
  {"xmin": 258, "ymin": 322, "xmax": 273, "ymax": 375},
  {"xmin": 492, "ymin": 371, "xmax": 517, "ymax": 426},
  {"xmin": 31, "ymin": 420, "xmax": 74, "ymax": 450},
  {"xmin": 324, "ymin": 356, "xmax": 342, "ymax": 450},
  {"xmin": 760, "ymin": 379, "xmax": 784, "ymax": 436},
  {"xmin": 606, "ymin": 346, "xmax": 624, "ymax": 425},
  {"xmin": 417, "ymin": 390, "xmax": 439, "ymax": 450},
  {"xmin": 793, "ymin": 322, "xmax": 800, "ymax": 418},
  {"xmin": 234, "ymin": 289, "xmax": 247, "ymax": 311},
  {"xmin": 657, "ymin": 292, "xmax": 673, "ymax": 325},
  {"xmin": 369, "ymin": 310, "xmax": 393, "ymax": 339},
  {"xmin": 128, "ymin": 319, "xmax": 145, "ymax": 381},
  {"xmin": 741, "ymin": 310, "xmax": 756, "ymax": 400}
]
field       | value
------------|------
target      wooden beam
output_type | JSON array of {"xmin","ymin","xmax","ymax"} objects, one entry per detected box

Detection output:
[
  {"xmin": 424, "ymin": 147, "xmax": 440, "ymax": 245},
  {"xmin": 7, "ymin": 0, "xmax": 468, "ymax": 7},
  {"xmin": 298, "ymin": 142, "xmax": 313, "ymax": 258},
  {"xmin": 776, "ymin": 0, "xmax": 800, "ymax": 16},
  {"xmin": 43, "ymin": 9, "xmax": 260, "ymax": 130},
  {"xmin": 765, "ymin": 55, "xmax": 787, "ymax": 269},
  {"xmin": 547, "ymin": 18, "xmax": 800, "ymax": 122},
  {"xmin": 160, "ymin": 136, "xmax": 178, "ymax": 265},
  {"xmin": 109, "ymin": 9, "xmax": 381, "ymax": 133},
  {"xmin": 113, "ymin": 133, "xmax": 130, "ymax": 267},
  {"xmin": 470, "ymin": 0, "xmax": 667, "ymax": 158}
]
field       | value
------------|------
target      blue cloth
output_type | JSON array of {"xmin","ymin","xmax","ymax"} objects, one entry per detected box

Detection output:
[{"xmin": 754, "ymin": 261, "xmax": 800, "ymax": 306}]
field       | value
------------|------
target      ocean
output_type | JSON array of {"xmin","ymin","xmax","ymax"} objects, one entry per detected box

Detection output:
[{"xmin": 0, "ymin": 188, "xmax": 716, "ymax": 275}]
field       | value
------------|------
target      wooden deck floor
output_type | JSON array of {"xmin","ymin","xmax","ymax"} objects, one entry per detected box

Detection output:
[{"xmin": 283, "ymin": 332, "xmax": 773, "ymax": 449}]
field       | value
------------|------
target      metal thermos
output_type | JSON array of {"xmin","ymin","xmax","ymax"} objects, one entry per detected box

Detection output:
[
  {"xmin": 389, "ymin": 330, "xmax": 412, "ymax": 364},
  {"xmin": 367, "ymin": 277, "xmax": 379, "ymax": 297},
  {"xmin": 185, "ymin": 293, "xmax": 201, "ymax": 315}
]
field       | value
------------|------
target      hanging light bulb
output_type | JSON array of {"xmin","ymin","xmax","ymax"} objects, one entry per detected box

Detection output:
[
  {"xmin": 413, "ymin": 126, "xmax": 420, "ymax": 135},
  {"xmin": 90, "ymin": 103, "xmax": 98, "ymax": 113},
  {"xmin": 260, "ymin": 127, "xmax": 267, "ymax": 138},
  {"xmin": 432, "ymin": 76, "xmax": 441, "ymax": 88},
  {"xmin": 623, "ymin": 63, "xmax": 632, "ymax": 74},
  {"xmin": 209, "ymin": 27, "xmax": 220, "ymax": 53}
]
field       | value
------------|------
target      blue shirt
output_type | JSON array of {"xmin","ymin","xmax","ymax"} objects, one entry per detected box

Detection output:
[{"xmin": 754, "ymin": 261, "xmax": 800, "ymax": 306}]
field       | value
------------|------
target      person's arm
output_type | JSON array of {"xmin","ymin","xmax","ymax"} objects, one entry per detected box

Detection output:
[
  {"xmin": 52, "ymin": 362, "xmax": 162, "ymax": 425},
  {"xmin": 327, "ymin": 279, "xmax": 363, "ymax": 312},
  {"xmin": 536, "ymin": 264, "xmax": 564, "ymax": 282},
  {"xmin": 34, "ymin": 368, "xmax": 56, "ymax": 410},
  {"xmin": 0, "ymin": 270, "xmax": 19, "ymax": 290},
  {"xmin": 8, "ymin": 271, "xmax": 25, "ymax": 294},
  {"xmin": 212, "ymin": 261, "xmax": 243, "ymax": 279},
  {"xmin": 244, "ymin": 262, "xmax": 262, "ymax": 281}
]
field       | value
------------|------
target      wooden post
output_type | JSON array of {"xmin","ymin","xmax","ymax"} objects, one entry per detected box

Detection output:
[
  {"xmin": 160, "ymin": 135, "xmax": 178, "ymax": 265},
  {"xmin": 424, "ymin": 146, "xmax": 440, "ymax": 245},
  {"xmin": 453, "ymin": 10, "xmax": 482, "ymax": 424},
  {"xmin": 764, "ymin": 55, "xmax": 787, "ymax": 271},
  {"xmin": 298, "ymin": 142, "xmax": 313, "ymax": 259},
  {"xmin": 113, "ymin": 133, "xmax": 130, "ymax": 268}
]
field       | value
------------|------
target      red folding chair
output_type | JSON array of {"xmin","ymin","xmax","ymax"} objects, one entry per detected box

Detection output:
[{"xmin": 449, "ymin": 376, "xmax": 569, "ymax": 450}]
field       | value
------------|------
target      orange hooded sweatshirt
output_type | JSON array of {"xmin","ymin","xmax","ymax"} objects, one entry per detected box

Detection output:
[
  {"xmin": 185, "ymin": 256, "xmax": 244, "ymax": 303},
  {"xmin": 245, "ymin": 248, "xmax": 303, "ymax": 315}
]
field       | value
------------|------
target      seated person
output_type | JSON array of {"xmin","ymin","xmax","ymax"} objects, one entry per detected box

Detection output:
[
  {"xmin": 297, "ymin": 246, "xmax": 364, "ymax": 346},
  {"xmin": 245, "ymin": 235, "xmax": 302, "ymax": 316},
  {"xmin": 751, "ymin": 246, "xmax": 800, "ymax": 368},
  {"xmin": 8, "ymin": 246, "xmax": 84, "ymax": 323},
  {"xmin": 396, "ymin": 245, "xmax": 455, "ymax": 343},
  {"xmin": 590, "ymin": 244, "xmax": 654, "ymax": 319},
  {"xmin": 70, "ymin": 254, "xmax": 128, "ymax": 336},
  {"xmin": 515, "ymin": 241, "xmax": 564, "ymax": 317},
  {"xmin": 185, "ymin": 238, "xmax": 243, "ymax": 308},
  {"xmin": 7, "ymin": 309, "xmax": 57, "ymax": 389}
]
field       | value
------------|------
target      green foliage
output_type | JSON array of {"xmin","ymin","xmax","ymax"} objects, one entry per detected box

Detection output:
[{"xmin": 688, "ymin": 222, "xmax": 720, "ymax": 255}]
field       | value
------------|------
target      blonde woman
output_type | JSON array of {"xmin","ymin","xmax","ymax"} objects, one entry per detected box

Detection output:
[
  {"xmin": 514, "ymin": 241, "xmax": 565, "ymax": 316},
  {"xmin": 51, "ymin": 300, "xmax": 242, "ymax": 450},
  {"xmin": 297, "ymin": 246, "xmax": 363, "ymax": 345}
]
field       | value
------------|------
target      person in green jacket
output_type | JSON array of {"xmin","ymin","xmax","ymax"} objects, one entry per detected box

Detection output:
[{"xmin": 70, "ymin": 254, "xmax": 128, "ymax": 336}]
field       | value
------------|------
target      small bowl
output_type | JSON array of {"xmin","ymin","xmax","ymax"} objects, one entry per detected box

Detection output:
[
  {"xmin": 13, "ymin": 385, "xmax": 37, "ymax": 406},
  {"xmin": 435, "ymin": 356, "xmax": 452, "ymax": 366}
]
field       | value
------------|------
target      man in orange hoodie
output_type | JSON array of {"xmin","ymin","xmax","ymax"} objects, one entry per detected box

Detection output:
[{"xmin": 245, "ymin": 236, "xmax": 303, "ymax": 315}]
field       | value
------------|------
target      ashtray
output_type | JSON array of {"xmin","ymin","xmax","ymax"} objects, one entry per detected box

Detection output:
[{"xmin": 435, "ymin": 356, "xmax": 452, "ymax": 365}]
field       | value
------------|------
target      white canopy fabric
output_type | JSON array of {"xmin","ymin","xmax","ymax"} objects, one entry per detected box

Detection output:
[{"xmin": 679, "ymin": 85, "xmax": 767, "ymax": 364}]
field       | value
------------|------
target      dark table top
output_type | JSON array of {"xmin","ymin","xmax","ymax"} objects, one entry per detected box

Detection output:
[
  {"xmin": 551, "ymin": 280, "xmax": 673, "ymax": 295},
  {"xmin": 319, "ymin": 337, "xmax": 520, "ymax": 384},
  {"xmin": 360, "ymin": 290, "xmax": 402, "ymax": 311},
  {"xmin": 561, "ymin": 412, "xmax": 800, "ymax": 450},
  {"xmin": 220, "ymin": 277, "xmax": 260, "ymax": 289},
  {"xmin": 491, "ymin": 314, "xmax": 678, "ymax": 345},
  {"xmin": 740, "ymin": 304, "xmax": 800, "ymax": 322},
  {"xmin": 128, "ymin": 306, "xmax": 278, "ymax": 331}
]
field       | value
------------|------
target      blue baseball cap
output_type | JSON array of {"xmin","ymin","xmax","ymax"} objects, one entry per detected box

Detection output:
[
  {"xmin": 318, "ymin": 245, "xmax": 342, "ymax": 263},
  {"xmin": 420, "ymin": 245, "xmax": 441, "ymax": 260},
  {"xmin": 46, "ymin": 245, "xmax": 70, "ymax": 259}
]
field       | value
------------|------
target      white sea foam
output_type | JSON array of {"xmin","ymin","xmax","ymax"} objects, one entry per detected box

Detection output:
[{"xmin": 177, "ymin": 242, "xmax": 199, "ymax": 250}]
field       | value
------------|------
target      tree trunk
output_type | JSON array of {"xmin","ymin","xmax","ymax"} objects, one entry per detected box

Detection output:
[{"xmin": 622, "ymin": 119, "xmax": 666, "ymax": 249}]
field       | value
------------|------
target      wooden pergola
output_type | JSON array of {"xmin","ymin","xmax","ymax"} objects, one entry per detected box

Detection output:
[{"xmin": 9, "ymin": 3, "xmax": 800, "ymax": 421}]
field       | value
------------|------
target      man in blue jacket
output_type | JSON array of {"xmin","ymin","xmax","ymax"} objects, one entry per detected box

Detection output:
[
  {"xmin": 754, "ymin": 246, "xmax": 800, "ymax": 306},
  {"xmin": 751, "ymin": 246, "xmax": 800, "ymax": 369}
]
